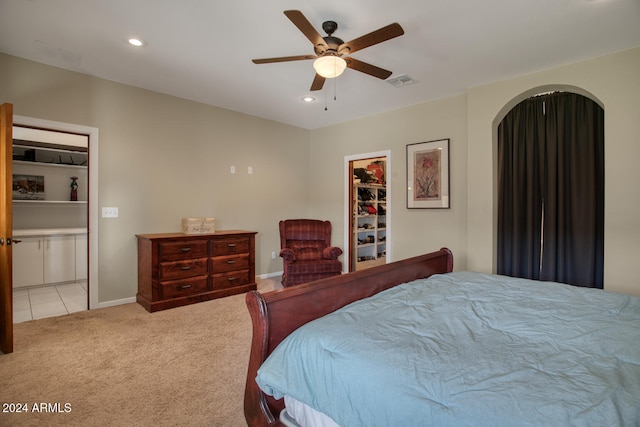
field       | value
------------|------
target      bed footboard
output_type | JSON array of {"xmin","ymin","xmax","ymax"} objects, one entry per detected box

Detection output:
[{"xmin": 243, "ymin": 248, "xmax": 453, "ymax": 427}]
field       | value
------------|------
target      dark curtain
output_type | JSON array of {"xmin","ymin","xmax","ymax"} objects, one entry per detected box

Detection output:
[
  {"xmin": 497, "ymin": 97, "xmax": 546, "ymax": 280},
  {"xmin": 497, "ymin": 92, "xmax": 604, "ymax": 288},
  {"xmin": 541, "ymin": 93, "xmax": 604, "ymax": 288}
]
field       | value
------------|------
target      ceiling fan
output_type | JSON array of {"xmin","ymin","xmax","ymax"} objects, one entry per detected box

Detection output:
[{"xmin": 252, "ymin": 10, "xmax": 404, "ymax": 91}]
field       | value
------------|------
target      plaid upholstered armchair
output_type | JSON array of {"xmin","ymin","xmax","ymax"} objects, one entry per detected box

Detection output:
[{"xmin": 279, "ymin": 219, "xmax": 343, "ymax": 287}]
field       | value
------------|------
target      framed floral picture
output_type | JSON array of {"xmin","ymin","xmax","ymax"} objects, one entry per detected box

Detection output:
[{"xmin": 406, "ymin": 139, "xmax": 450, "ymax": 208}]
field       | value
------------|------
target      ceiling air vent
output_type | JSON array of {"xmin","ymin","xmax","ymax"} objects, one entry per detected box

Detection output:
[{"xmin": 386, "ymin": 74, "xmax": 418, "ymax": 88}]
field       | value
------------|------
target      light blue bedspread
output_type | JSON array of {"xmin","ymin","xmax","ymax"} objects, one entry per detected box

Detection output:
[{"xmin": 256, "ymin": 272, "xmax": 640, "ymax": 427}]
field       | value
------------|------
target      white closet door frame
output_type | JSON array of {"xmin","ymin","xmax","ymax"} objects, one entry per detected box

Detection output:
[
  {"xmin": 14, "ymin": 115, "xmax": 99, "ymax": 309},
  {"xmin": 344, "ymin": 150, "xmax": 391, "ymax": 271}
]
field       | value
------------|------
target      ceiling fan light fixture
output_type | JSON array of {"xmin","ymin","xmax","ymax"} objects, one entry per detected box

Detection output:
[{"xmin": 313, "ymin": 55, "xmax": 347, "ymax": 78}]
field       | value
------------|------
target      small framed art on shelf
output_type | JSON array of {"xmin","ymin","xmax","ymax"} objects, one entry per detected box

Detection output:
[{"xmin": 12, "ymin": 174, "xmax": 45, "ymax": 200}]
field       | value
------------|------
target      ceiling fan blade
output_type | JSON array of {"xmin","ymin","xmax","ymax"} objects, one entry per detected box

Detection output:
[
  {"xmin": 284, "ymin": 10, "xmax": 326, "ymax": 48},
  {"xmin": 339, "ymin": 23, "xmax": 404, "ymax": 55},
  {"xmin": 345, "ymin": 57, "xmax": 393, "ymax": 80},
  {"xmin": 252, "ymin": 55, "xmax": 317, "ymax": 64},
  {"xmin": 310, "ymin": 74, "xmax": 326, "ymax": 91}
]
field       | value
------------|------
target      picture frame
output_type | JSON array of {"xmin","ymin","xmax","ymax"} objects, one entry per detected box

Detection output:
[
  {"xmin": 12, "ymin": 174, "xmax": 46, "ymax": 200},
  {"xmin": 406, "ymin": 139, "xmax": 450, "ymax": 209}
]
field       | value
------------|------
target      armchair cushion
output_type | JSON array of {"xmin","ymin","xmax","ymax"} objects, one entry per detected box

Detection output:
[
  {"xmin": 287, "ymin": 240, "xmax": 325, "ymax": 261},
  {"xmin": 296, "ymin": 247, "xmax": 324, "ymax": 261}
]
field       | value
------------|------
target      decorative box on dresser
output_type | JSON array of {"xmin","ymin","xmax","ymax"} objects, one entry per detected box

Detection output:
[{"xmin": 136, "ymin": 230, "xmax": 257, "ymax": 312}]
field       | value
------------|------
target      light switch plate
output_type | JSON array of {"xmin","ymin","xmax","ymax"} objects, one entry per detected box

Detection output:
[{"xmin": 102, "ymin": 207, "xmax": 118, "ymax": 218}]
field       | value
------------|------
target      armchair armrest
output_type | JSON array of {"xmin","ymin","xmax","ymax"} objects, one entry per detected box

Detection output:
[
  {"xmin": 323, "ymin": 246, "xmax": 343, "ymax": 260},
  {"xmin": 280, "ymin": 248, "xmax": 296, "ymax": 261}
]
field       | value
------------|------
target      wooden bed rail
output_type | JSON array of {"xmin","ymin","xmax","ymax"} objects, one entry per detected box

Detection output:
[{"xmin": 243, "ymin": 248, "xmax": 453, "ymax": 427}]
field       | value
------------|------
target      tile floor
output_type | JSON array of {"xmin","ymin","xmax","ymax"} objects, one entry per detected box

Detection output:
[{"xmin": 13, "ymin": 281, "xmax": 88, "ymax": 323}]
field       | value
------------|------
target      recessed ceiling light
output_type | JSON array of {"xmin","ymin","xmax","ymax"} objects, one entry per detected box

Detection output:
[
  {"xmin": 301, "ymin": 96, "xmax": 316, "ymax": 103},
  {"xmin": 128, "ymin": 38, "xmax": 146, "ymax": 47}
]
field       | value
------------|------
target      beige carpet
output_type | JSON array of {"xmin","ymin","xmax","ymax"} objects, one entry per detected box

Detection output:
[{"xmin": 0, "ymin": 277, "xmax": 279, "ymax": 427}]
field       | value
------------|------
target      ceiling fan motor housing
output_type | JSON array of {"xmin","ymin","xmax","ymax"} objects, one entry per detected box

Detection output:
[
  {"xmin": 315, "ymin": 21, "xmax": 344, "ymax": 56},
  {"xmin": 315, "ymin": 36, "xmax": 345, "ymax": 56}
]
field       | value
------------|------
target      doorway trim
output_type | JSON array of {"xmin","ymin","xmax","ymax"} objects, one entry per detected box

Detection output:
[
  {"xmin": 344, "ymin": 150, "xmax": 391, "ymax": 272},
  {"xmin": 14, "ymin": 115, "xmax": 99, "ymax": 309}
]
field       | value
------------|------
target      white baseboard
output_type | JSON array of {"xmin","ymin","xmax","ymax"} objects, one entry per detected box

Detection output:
[
  {"xmin": 258, "ymin": 271, "xmax": 283, "ymax": 280},
  {"xmin": 96, "ymin": 274, "xmax": 282, "ymax": 309},
  {"xmin": 98, "ymin": 296, "xmax": 136, "ymax": 309}
]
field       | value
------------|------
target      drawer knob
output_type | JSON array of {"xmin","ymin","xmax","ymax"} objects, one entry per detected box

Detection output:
[
  {"xmin": 179, "ymin": 284, "xmax": 192, "ymax": 290},
  {"xmin": 227, "ymin": 243, "xmax": 236, "ymax": 247},
  {"xmin": 227, "ymin": 277, "xmax": 237, "ymax": 282},
  {"xmin": 180, "ymin": 247, "xmax": 192, "ymax": 252},
  {"xmin": 227, "ymin": 260, "xmax": 236, "ymax": 264},
  {"xmin": 181, "ymin": 266, "xmax": 192, "ymax": 270}
]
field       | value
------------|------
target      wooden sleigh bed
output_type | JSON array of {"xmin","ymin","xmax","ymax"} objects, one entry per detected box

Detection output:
[
  {"xmin": 243, "ymin": 248, "xmax": 640, "ymax": 427},
  {"xmin": 244, "ymin": 248, "xmax": 454, "ymax": 426}
]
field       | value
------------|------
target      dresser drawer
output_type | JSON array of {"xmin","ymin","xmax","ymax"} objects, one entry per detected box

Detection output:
[
  {"xmin": 160, "ymin": 276, "xmax": 209, "ymax": 299},
  {"xmin": 160, "ymin": 258, "xmax": 208, "ymax": 281},
  {"xmin": 211, "ymin": 254, "xmax": 249, "ymax": 273},
  {"xmin": 211, "ymin": 269, "xmax": 250, "ymax": 290},
  {"xmin": 212, "ymin": 237, "xmax": 250, "ymax": 256},
  {"xmin": 159, "ymin": 240, "xmax": 208, "ymax": 262}
]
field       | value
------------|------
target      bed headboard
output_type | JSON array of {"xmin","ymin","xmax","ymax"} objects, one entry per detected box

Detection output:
[{"xmin": 243, "ymin": 248, "xmax": 454, "ymax": 427}]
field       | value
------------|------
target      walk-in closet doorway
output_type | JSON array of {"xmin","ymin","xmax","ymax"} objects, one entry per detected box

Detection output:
[
  {"xmin": 344, "ymin": 150, "xmax": 391, "ymax": 272},
  {"xmin": 12, "ymin": 115, "xmax": 99, "ymax": 320}
]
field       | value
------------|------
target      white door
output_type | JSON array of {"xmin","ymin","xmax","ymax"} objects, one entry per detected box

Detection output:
[
  {"xmin": 12, "ymin": 237, "xmax": 44, "ymax": 288},
  {"xmin": 44, "ymin": 235, "xmax": 76, "ymax": 284},
  {"xmin": 75, "ymin": 234, "xmax": 88, "ymax": 281}
]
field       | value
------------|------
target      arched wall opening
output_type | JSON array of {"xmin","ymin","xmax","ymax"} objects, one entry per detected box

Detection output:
[{"xmin": 489, "ymin": 84, "xmax": 604, "ymax": 272}]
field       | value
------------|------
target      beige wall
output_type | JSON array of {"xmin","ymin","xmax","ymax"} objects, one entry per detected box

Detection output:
[
  {"xmin": 310, "ymin": 94, "xmax": 469, "ymax": 267},
  {"xmin": 3, "ymin": 46, "xmax": 639, "ymax": 302},
  {"xmin": 312, "ymin": 47, "xmax": 640, "ymax": 296},
  {"xmin": 1, "ymin": 54, "xmax": 311, "ymax": 303},
  {"xmin": 467, "ymin": 47, "xmax": 640, "ymax": 296}
]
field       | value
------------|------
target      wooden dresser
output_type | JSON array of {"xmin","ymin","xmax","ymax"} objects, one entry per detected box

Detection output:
[{"xmin": 136, "ymin": 230, "xmax": 257, "ymax": 312}]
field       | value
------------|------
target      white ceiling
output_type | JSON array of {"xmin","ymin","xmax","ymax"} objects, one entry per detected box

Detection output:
[{"xmin": 1, "ymin": 0, "xmax": 639, "ymax": 130}]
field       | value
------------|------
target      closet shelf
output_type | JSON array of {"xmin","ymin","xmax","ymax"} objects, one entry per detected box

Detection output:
[
  {"xmin": 13, "ymin": 200, "xmax": 87, "ymax": 205},
  {"xmin": 13, "ymin": 160, "xmax": 87, "ymax": 169}
]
